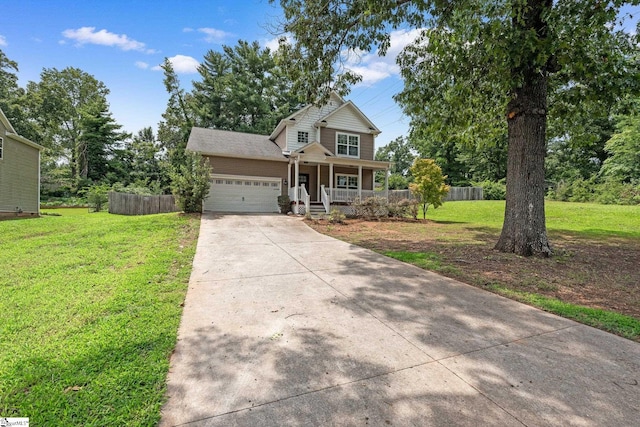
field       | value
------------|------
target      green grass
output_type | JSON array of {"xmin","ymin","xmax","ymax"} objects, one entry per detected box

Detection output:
[
  {"xmin": 382, "ymin": 251, "xmax": 461, "ymax": 275},
  {"xmin": 0, "ymin": 209, "xmax": 200, "ymax": 426},
  {"xmin": 487, "ymin": 285, "xmax": 640, "ymax": 340},
  {"xmin": 424, "ymin": 200, "xmax": 640, "ymax": 239}
]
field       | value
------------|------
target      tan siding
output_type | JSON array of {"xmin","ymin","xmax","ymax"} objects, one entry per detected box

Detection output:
[
  {"xmin": 206, "ymin": 156, "xmax": 288, "ymax": 195},
  {"xmin": 274, "ymin": 129, "xmax": 287, "ymax": 150},
  {"xmin": 320, "ymin": 128, "xmax": 374, "ymax": 160},
  {"xmin": 0, "ymin": 135, "xmax": 40, "ymax": 213}
]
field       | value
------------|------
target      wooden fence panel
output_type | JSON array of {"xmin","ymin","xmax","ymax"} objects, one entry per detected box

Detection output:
[
  {"xmin": 387, "ymin": 187, "xmax": 483, "ymax": 202},
  {"xmin": 108, "ymin": 192, "xmax": 179, "ymax": 215}
]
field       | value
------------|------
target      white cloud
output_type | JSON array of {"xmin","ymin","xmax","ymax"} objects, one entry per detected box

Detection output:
[
  {"xmin": 344, "ymin": 28, "xmax": 423, "ymax": 86},
  {"xmin": 183, "ymin": 27, "xmax": 194, "ymax": 33},
  {"xmin": 0, "ymin": 35, "xmax": 7, "ymax": 46},
  {"xmin": 197, "ymin": 27, "xmax": 234, "ymax": 44},
  {"xmin": 62, "ymin": 27, "xmax": 156, "ymax": 54},
  {"xmin": 151, "ymin": 55, "xmax": 200, "ymax": 74},
  {"xmin": 135, "ymin": 61, "xmax": 149, "ymax": 69}
]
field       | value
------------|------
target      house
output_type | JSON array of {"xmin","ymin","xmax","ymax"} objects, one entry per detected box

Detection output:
[
  {"xmin": 0, "ymin": 108, "xmax": 43, "ymax": 217},
  {"xmin": 186, "ymin": 92, "xmax": 391, "ymax": 214}
]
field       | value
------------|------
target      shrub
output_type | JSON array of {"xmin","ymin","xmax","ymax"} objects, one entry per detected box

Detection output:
[
  {"xmin": 351, "ymin": 196, "xmax": 388, "ymax": 219},
  {"xmin": 473, "ymin": 179, "xmax": 506, "ymax": 200},
  {"xmin": 388, "ymin": 198, "xmax": 419, "ymax": 219},
  {"xmin": 277, "ymin": 195, "xmax": 291, "ymax": 214},
  {"xmin": 85, "ymin": 184, "xmax": 110, "ymax": 212},
  {"xmin": 169, "ymin": 153, "xmax": 211, "ymax": 213},
  {"xmin": 328, "ymin": 208, "xmax": 346, "ymax": 224}
]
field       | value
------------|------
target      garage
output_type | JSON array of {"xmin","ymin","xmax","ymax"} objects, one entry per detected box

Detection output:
[{"xmin": 204, "ymin": 175, "xmax": 282, "ymax": 213}]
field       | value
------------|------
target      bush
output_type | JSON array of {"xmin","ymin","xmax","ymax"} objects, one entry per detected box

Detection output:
[
  {"xmin": 351, "ymin": 196, "xmax": 388, "ymax": 219},
  {"xmin": 388, "ymin": 198, "xmax": 419, "ymax": 219},
  {"xmin": 547, "ymin": 178, "xmax": 640, "ymax": 205},
  {"xmin": 277, "ymin": 195, "xmax": 291, "ymax": 214},
  {"xmin": 85, "ymin": 184, "xmax": 110, "ymax": 212},
  {"xmin": 473, "ymin": 179, "xmax": 506, "ymax": 200},
  {"xmin": 328, "ymin": 208, "xmax": 346, "ymax": 224},
  {"xmin": 169, "ymin": 153, "xmax": 211, "ymax": 213}
]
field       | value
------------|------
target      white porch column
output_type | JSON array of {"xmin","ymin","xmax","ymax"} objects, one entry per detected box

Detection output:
[
  {"xmin": 358, "ymin": 164, "xmax": 362, "ymax": 199},
  {"xmin": 329, "ymin": 162, "xmax": 334, "ymax": 201},
  {"xmin": 385, "ymin": 169, "xmax": 389, "ymax": 199},
  {"xmin": 287, "ymin": 162, "xmax": 292, "ymax": 193},
  {"xmin": 316, "ymin": 164, "xmax": 321, "ymax": 202},
  {"xmin": 294, "ymin": 157, "xmax": 300, "ymax": 205}
]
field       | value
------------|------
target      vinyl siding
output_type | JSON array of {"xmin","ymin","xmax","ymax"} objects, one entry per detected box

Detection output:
[
  {"xmin": 286, "ymin": 93, "xmax": 343, "ymax": 151},
  {"xmin": 324, "ymin": 105, "xmax": 373, "ymax": 134},
  {"xmin": 205, "ymin": 156, "xmax": 288, "ymax": 195},
  {"xmin": 0, "ymin": 132, "xmax": 40, "ymax": 213},
  {"xmin": 320, "ymin": 128, "xmax": 374, "ymax": 160}
]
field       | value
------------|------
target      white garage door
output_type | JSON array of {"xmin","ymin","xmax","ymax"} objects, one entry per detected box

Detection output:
[{"xmin": 204, "ymin": 175, "xmax": 281, "ymax": 213}]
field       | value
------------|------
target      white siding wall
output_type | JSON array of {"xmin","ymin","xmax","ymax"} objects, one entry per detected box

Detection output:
[
  {"xmin": 325, "ymin": 105, "xmax": 372, "ymax": 134},
  {"xmin": 287, "ymin": 94, "xmax": 343, "ymax": 151}
]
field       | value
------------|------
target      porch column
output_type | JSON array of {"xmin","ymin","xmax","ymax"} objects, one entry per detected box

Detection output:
[
  {"xmin": 329, "ymin": 162, "xmax": 334, "ymax": 201},
  {"xmin": 287, "ymin": 162, "xmax": 292, "ymax": 193},
  {"xmin": 385, "ymin": 169, "xmax": 389, "ymax": 199},
  {"xmin": 358, "ymin": 164, "xmax": 362, "ymax": 199},
  {"xmin": 316, "ymin": 164, "xmax": 321, "ymax": 202},
  {"xmin": 294, "ymin": 157, "xmax": 300, "ymax": 205}
]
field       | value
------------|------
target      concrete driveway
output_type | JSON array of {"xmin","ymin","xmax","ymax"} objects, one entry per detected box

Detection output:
[{"xmin": 160, "ymin": 213, "xmax": 639, "ymax": 426}]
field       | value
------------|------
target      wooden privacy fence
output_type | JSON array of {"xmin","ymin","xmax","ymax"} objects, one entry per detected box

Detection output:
[
  {"xmin": 108, "ymin": 192, "xmax": 179, "ymax": 215},
  {"xmin": 387, "ymin": 187, "xmax": 483, "ymax": 202}
]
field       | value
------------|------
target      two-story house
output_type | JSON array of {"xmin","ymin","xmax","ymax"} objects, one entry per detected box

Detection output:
[
  {"xmin": 187, "ymin": 92, "xmax": 390, "ymax": 214},
  {"xmin": 0, "ymin": 108, "xmax": 43, "ymax": 217}
]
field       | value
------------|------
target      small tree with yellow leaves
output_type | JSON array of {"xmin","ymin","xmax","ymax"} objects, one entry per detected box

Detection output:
[{"xmin": 409, "ymin": 159, "xmax": 450, "ymax": 219}]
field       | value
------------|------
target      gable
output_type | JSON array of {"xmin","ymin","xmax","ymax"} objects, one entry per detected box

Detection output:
[{"xmin": 319, "ymin": 101, "xmax": 380, "ymax": 135}]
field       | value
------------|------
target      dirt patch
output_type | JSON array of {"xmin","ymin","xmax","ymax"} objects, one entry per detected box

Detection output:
[{"xmin": 307, "ymin": 218, "xmax": 640, "ymax": 320}]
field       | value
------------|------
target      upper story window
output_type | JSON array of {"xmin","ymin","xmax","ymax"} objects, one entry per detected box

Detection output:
[
  {"xmin": 297, "ymin": 131, "xmax": 309, "ymax": 145},
  {"xmin": 336, "ymin": 133, "xmax": 359, "ymax": 158},
  {"xmin": 0, "ymin": 137, "xmax": 3, "ymax": 160}
]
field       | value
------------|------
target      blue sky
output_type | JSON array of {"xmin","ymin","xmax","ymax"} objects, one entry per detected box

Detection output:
[{"xmin": 1, "ymin": 0, "xmax": 412, "ymax": 148}]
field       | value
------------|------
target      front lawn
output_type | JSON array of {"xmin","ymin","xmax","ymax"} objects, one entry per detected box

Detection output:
[
  {"xmin": 308, "ymin": 201, "xmax": 640, "ymax": 341},
  {"xmin": 0, "ymin": 209, "xmax": 200, "ymax": 426}
]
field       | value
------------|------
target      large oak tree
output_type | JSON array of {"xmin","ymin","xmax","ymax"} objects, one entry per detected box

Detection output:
[{"xmin": 275, "ymin": 0, "xmax": 640, "ymax": 256}]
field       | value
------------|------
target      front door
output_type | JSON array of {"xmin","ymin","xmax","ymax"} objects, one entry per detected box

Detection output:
[{"xmin": 298, "ymin": 174, "xmax": 310, "ymax": 195}]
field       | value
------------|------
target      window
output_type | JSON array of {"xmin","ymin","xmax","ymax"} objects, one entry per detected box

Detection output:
[
  {"xmin": 336, "ymin": 133, "xmax": 359, "ymax": 157},
  {"xmin": 297, "ymin": 131, "xmax": 309, "ymax": 145},
  {"xmin": 0, "ymin": 137, "xmax": 3, "ymax": 160},
  {"xmin": 336, "ymin": 174, "xmax": 358, "ymax": 189}
]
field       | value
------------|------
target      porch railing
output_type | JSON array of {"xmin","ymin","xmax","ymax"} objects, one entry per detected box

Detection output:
[
  {"xmin": 320, "ymin": 185, "xmax": 330, "ymax": 213},
  {"xmin": 288, "ymin": 185, "xmax": 310, "ymax": 214},
  {"xmin": 330, "ymin": 188, "xmax": 377, "ymax": 203}
]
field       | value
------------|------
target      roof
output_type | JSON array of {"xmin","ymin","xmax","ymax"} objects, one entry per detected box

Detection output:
[
  {"xmin": 187, "ymin": 127, "xmax": 287, "ymax": 162},
  {"xmin": 0, "ymin": 107, "xmax": 44, "ymax": 151}
]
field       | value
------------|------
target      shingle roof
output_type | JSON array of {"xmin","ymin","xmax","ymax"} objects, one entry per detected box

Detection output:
[{"xmin": 187, "ymin": 127, "xmax": 287, "ymax": 162}]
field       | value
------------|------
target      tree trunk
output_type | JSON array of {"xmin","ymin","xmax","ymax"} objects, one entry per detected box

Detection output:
[{"xmin": 495, "ymin": 0, "xmax": 553, "ymax": 257}]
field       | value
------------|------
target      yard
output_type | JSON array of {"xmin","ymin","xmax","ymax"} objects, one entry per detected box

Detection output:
[
  {"xmin": 0, "ymin": 209, "xmax": 200, "ymax": 426},
  {"xmin": 307, "ymin": 201, "xmax": 640, "ymax": 341}
]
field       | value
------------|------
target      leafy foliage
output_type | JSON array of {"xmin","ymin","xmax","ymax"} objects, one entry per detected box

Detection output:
[
  {"xmin": 409, "ymin": 159, "xmax": 450, "ymax": 218},
  {"xmin": 169, "ymin": 152, "xmax": 211, "ymax": 213}
]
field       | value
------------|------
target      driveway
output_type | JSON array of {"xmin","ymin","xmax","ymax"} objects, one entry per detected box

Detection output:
[{"xmin": 160, "ymin": 213, "xmax": 639, "ymax": 426}]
